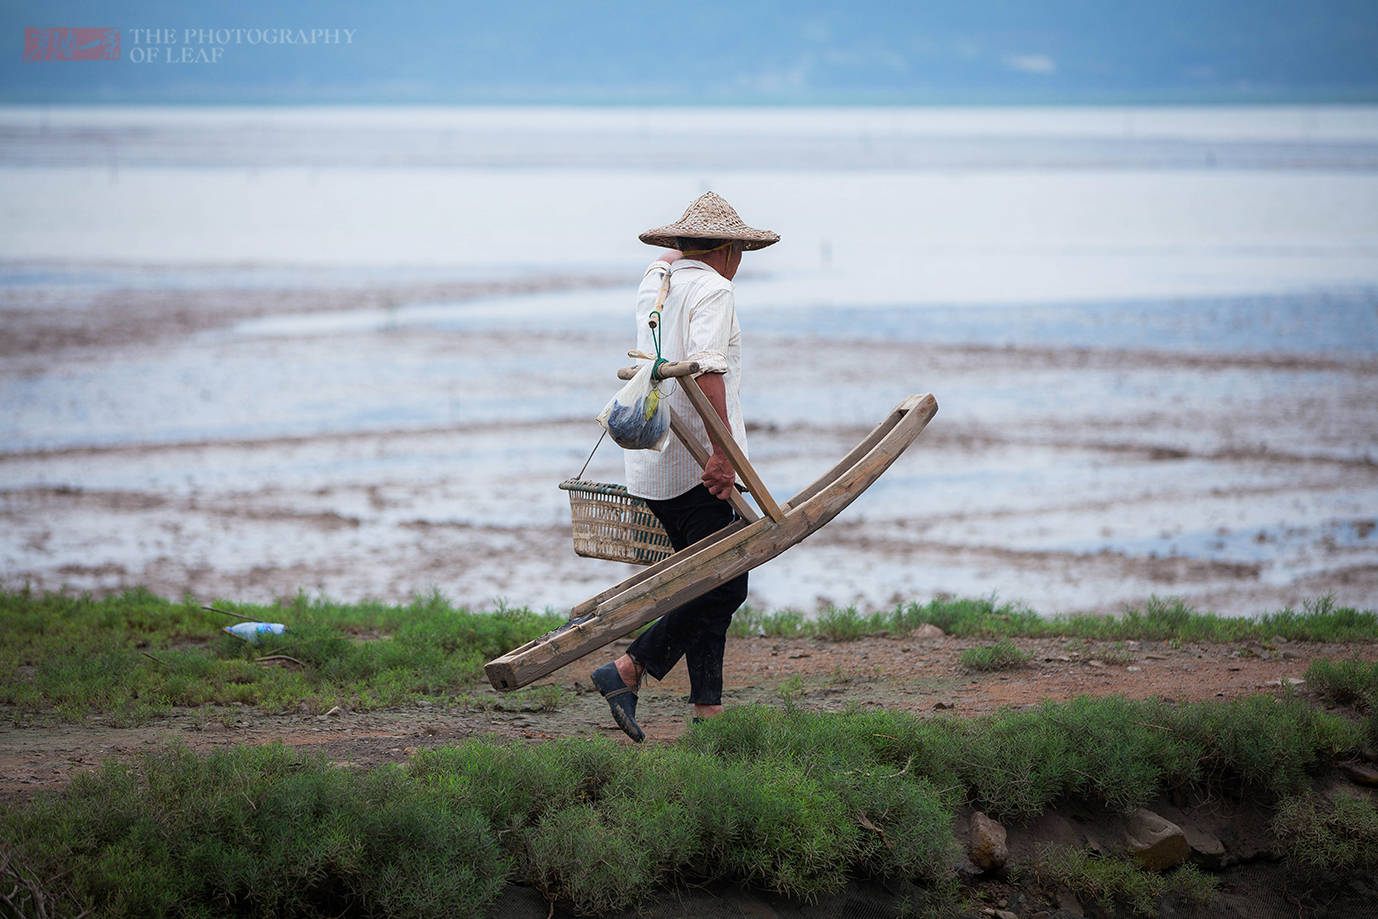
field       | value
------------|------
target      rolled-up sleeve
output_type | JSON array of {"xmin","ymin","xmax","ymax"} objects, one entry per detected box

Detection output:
[{"xmin": 684, "ymin": 287, "xmax": 734, "ymax": 375}]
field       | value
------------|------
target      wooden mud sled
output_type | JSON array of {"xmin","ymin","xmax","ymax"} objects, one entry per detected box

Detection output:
[{"xmin": 484, "ymin": 359, "xmax": 937, "ymax": 692}]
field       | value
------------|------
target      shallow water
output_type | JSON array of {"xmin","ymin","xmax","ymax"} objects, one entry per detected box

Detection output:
[{"xmin": 1, "ymin": 105, "xmax": 1376, "ymax": 617}]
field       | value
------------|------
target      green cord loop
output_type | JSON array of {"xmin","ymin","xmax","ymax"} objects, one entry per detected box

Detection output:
[{"xmin": 649, "ymin": 310, "xmax": 667, "ymax": 380}]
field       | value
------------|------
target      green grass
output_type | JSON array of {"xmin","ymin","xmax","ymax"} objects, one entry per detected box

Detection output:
[
  {"xmin": 1271, "ymin": 790, "xmax": 1378, "ymax": 880},
  {"xmin": 2, "ymin": 731, "xmax": 957, "ymax": 919},
  {"xmin": 731, "ymin": 593, "xmax": 1378, "ymax": 643},
  {"xmin": 729, "ymin": 604, "xmax": 809, "ymax": 638},
  {"xmin": 1, "ymin": 692, "xmax": 1366, "ymax": 919},
  {"xmin": 0, "ymin": 587, "xmax": 564, "ymax": 724},
  {"xmin": 1034, "ymin": 846, "xmax": 1216, "ymax": 916},
  {"xmin": 4, "ymin": 587, "xmax": 1375, "ymax": 726},
  {"xmin": 1305, "ymin": 657, "xmax": 1378, "ymax": 710},
  {"xmin": 1304, "ymin": 657, "xmax": 1378, "ymax": 748},
  {"xmin": 684, "ymin": 695, "xmax": 1362, "ymax": 820},
  {"xmin": 1, "ymin": 743, "xmax": 510, "ymax": 919},
  {"xmin": 959, "ymin": 640, "xmax": 1032, "ymax": 671}
]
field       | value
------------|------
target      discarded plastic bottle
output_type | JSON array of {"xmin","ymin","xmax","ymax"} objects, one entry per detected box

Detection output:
[{"xmin": 223, "ymin": 622, "xmax": 287, "ymax": 644}]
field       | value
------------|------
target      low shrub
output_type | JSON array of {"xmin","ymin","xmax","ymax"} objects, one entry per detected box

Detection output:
[
  {"xmin": 0, "ymin": 693, "xmax": 1369, "ymax": 916},
  {"xmin": 959, "ymin": 640, "xmax": 1032, "ymax": 672},
  {"xmin": 1271, "ymin": 791, "xmax": 1378, "ymax": 880},
  {"xmin": 409, "ymin": 735, "xmax": 630, "ymax": 843},
  {"xmin": 1, "ymin": 743, "xmax": 509, "ymax": 919},
  {"xmin": 955, "ymin": 697, "xmax": 1203, "ymax": 818},
  {"xmin": 688, "ymin": 695, "xmax": 1362, "ymax": 822},
  {"xmin": 1305, "ymin": 657, "xmax": 1378, "ymax": 710},
  {"xmin": 524, "ymin": 804, "xmax": 670, "ymax": 915},
  {"xmin": 1165, "ymin": 694, "xmax": 1361, "ymax": 799},
  {"xmin": 604, "ymin": 750, "xmax": 860, "ymax": 901},
  {"xmin": 679, "ymin": 708, "xmax": 959, "ymax": 888},
  {"xmin": 1034, "ymin": 845, "xmax": 1215, "ymax": 916}
]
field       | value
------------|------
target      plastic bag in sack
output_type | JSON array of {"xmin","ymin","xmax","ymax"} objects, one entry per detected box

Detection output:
[{"xmin": 596, "ymin": 360, "xmax": 672, "ymax": 451}]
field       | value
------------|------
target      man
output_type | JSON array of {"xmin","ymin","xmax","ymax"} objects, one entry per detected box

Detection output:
[{"xmin": 591, "ymin": 191, "xmax": 779, "ymax": 742}]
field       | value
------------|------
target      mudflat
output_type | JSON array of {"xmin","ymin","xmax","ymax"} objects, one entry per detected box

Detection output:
[{"xmin": 3, "ymin": 269, "xmax": 1376, "ymax": 618}]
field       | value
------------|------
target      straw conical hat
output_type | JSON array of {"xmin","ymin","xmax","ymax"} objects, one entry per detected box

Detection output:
[{"xmin": 639, "ymin": 191, "xmax": 780, "ymax": 250}]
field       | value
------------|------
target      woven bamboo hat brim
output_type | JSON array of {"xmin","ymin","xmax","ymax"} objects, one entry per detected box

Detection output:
[{"xmin": 639, "ymin": 191, "xmax": 780, "ymax": 251}]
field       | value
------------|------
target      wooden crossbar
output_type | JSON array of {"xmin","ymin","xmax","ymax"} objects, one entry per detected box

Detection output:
[{"xmin": 617, "ymin": 359, "xmax": 775, "ymax": 522}]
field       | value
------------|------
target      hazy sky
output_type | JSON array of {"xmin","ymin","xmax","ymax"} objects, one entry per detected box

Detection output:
[{"xmin": 6, "ymin": 0, "xmax": 1378, "ymax": 104}]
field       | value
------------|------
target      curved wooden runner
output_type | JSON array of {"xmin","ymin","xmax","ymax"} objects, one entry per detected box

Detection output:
[{"xmin": 484, "ymin": 392, "xmax": 938, "ymax": 691}]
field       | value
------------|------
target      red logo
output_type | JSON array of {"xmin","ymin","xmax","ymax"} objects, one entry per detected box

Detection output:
[{"xmin": 24, "ymin": 28, "xmax": 120, "ymax": 61}]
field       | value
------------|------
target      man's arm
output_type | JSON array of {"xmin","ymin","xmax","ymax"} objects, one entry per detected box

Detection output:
[{"xmin": 697, "ymin": 371, "xmax": 736, "ymax": 499}]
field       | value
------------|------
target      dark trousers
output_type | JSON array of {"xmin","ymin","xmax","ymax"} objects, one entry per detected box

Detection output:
[{"xmin": 626, "ymin": 484, "xmax": 747, "ymax": 706}]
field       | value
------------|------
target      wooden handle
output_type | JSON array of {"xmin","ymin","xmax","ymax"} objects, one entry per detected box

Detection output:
[
  {"xmin": 667, "ymin": 409, "xmax": 759, "ymax": 523},
  {"xmin": 678, "ymin": 374, "xmax": 785, "ymax": 523},
  {"xmin": 617, "ymin": 360, "xmax": 700, "ymax": 381}
]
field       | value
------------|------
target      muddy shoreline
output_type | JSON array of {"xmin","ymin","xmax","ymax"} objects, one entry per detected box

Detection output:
[{"xmin": 3, "ymin": 266, "xmax": 1377, "ymax": 616}]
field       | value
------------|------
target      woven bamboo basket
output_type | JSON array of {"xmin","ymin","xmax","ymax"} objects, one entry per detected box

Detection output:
[{"xmin": 559, "ymin": 479, "xmax": 674, "ymax": 565}]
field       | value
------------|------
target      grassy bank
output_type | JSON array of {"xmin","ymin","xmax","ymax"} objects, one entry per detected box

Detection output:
[
  {"xmin": 3, "ymin": 695, "xmax": 1373, "ymax": 919},
  {"xmin": 0, "ymin": 587, "xmax": 564, "ymax": 724},
  {"xmin": 731, "ymin": 593, "xmax": 1378, "ymax": 643},
  {"xmin": 2, "ymin": 588, "xmax": 1375, "ymax": 725},
  {"xmin": 1305, "ymin": 656, "xmax": 1378, "ymax": 747}
]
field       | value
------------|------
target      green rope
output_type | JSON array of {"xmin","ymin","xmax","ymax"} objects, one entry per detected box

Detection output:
[{"xmin": 649, "ymin": 309, "xmax": 667, "ymax": 380}]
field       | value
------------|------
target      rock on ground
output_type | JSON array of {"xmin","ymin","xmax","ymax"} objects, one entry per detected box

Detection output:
[
  {"xmin": 1181, "ymin": 822, "xmax": 1226, "ymax": 868},
  {"xmin": 1124, "ymin": 807, "xmax": 1189, "ymax": 871},
  {"xmin": 968, "ymin": 810, "xmax": 1008, "ymax": 871}
]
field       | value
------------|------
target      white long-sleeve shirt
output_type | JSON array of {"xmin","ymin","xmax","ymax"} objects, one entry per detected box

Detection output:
[{"xmin": 623, "ymin": 258, "xmax": 747, "ymax": 501}]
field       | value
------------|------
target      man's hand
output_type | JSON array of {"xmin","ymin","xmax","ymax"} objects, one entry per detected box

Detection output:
[
  {"xmin": 658, "ymin": 249, "xmax": 683, "ymax": 264},
  {"xmin": 702, "ymin": 452, "xmax": 735, "ymax": 499}
]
